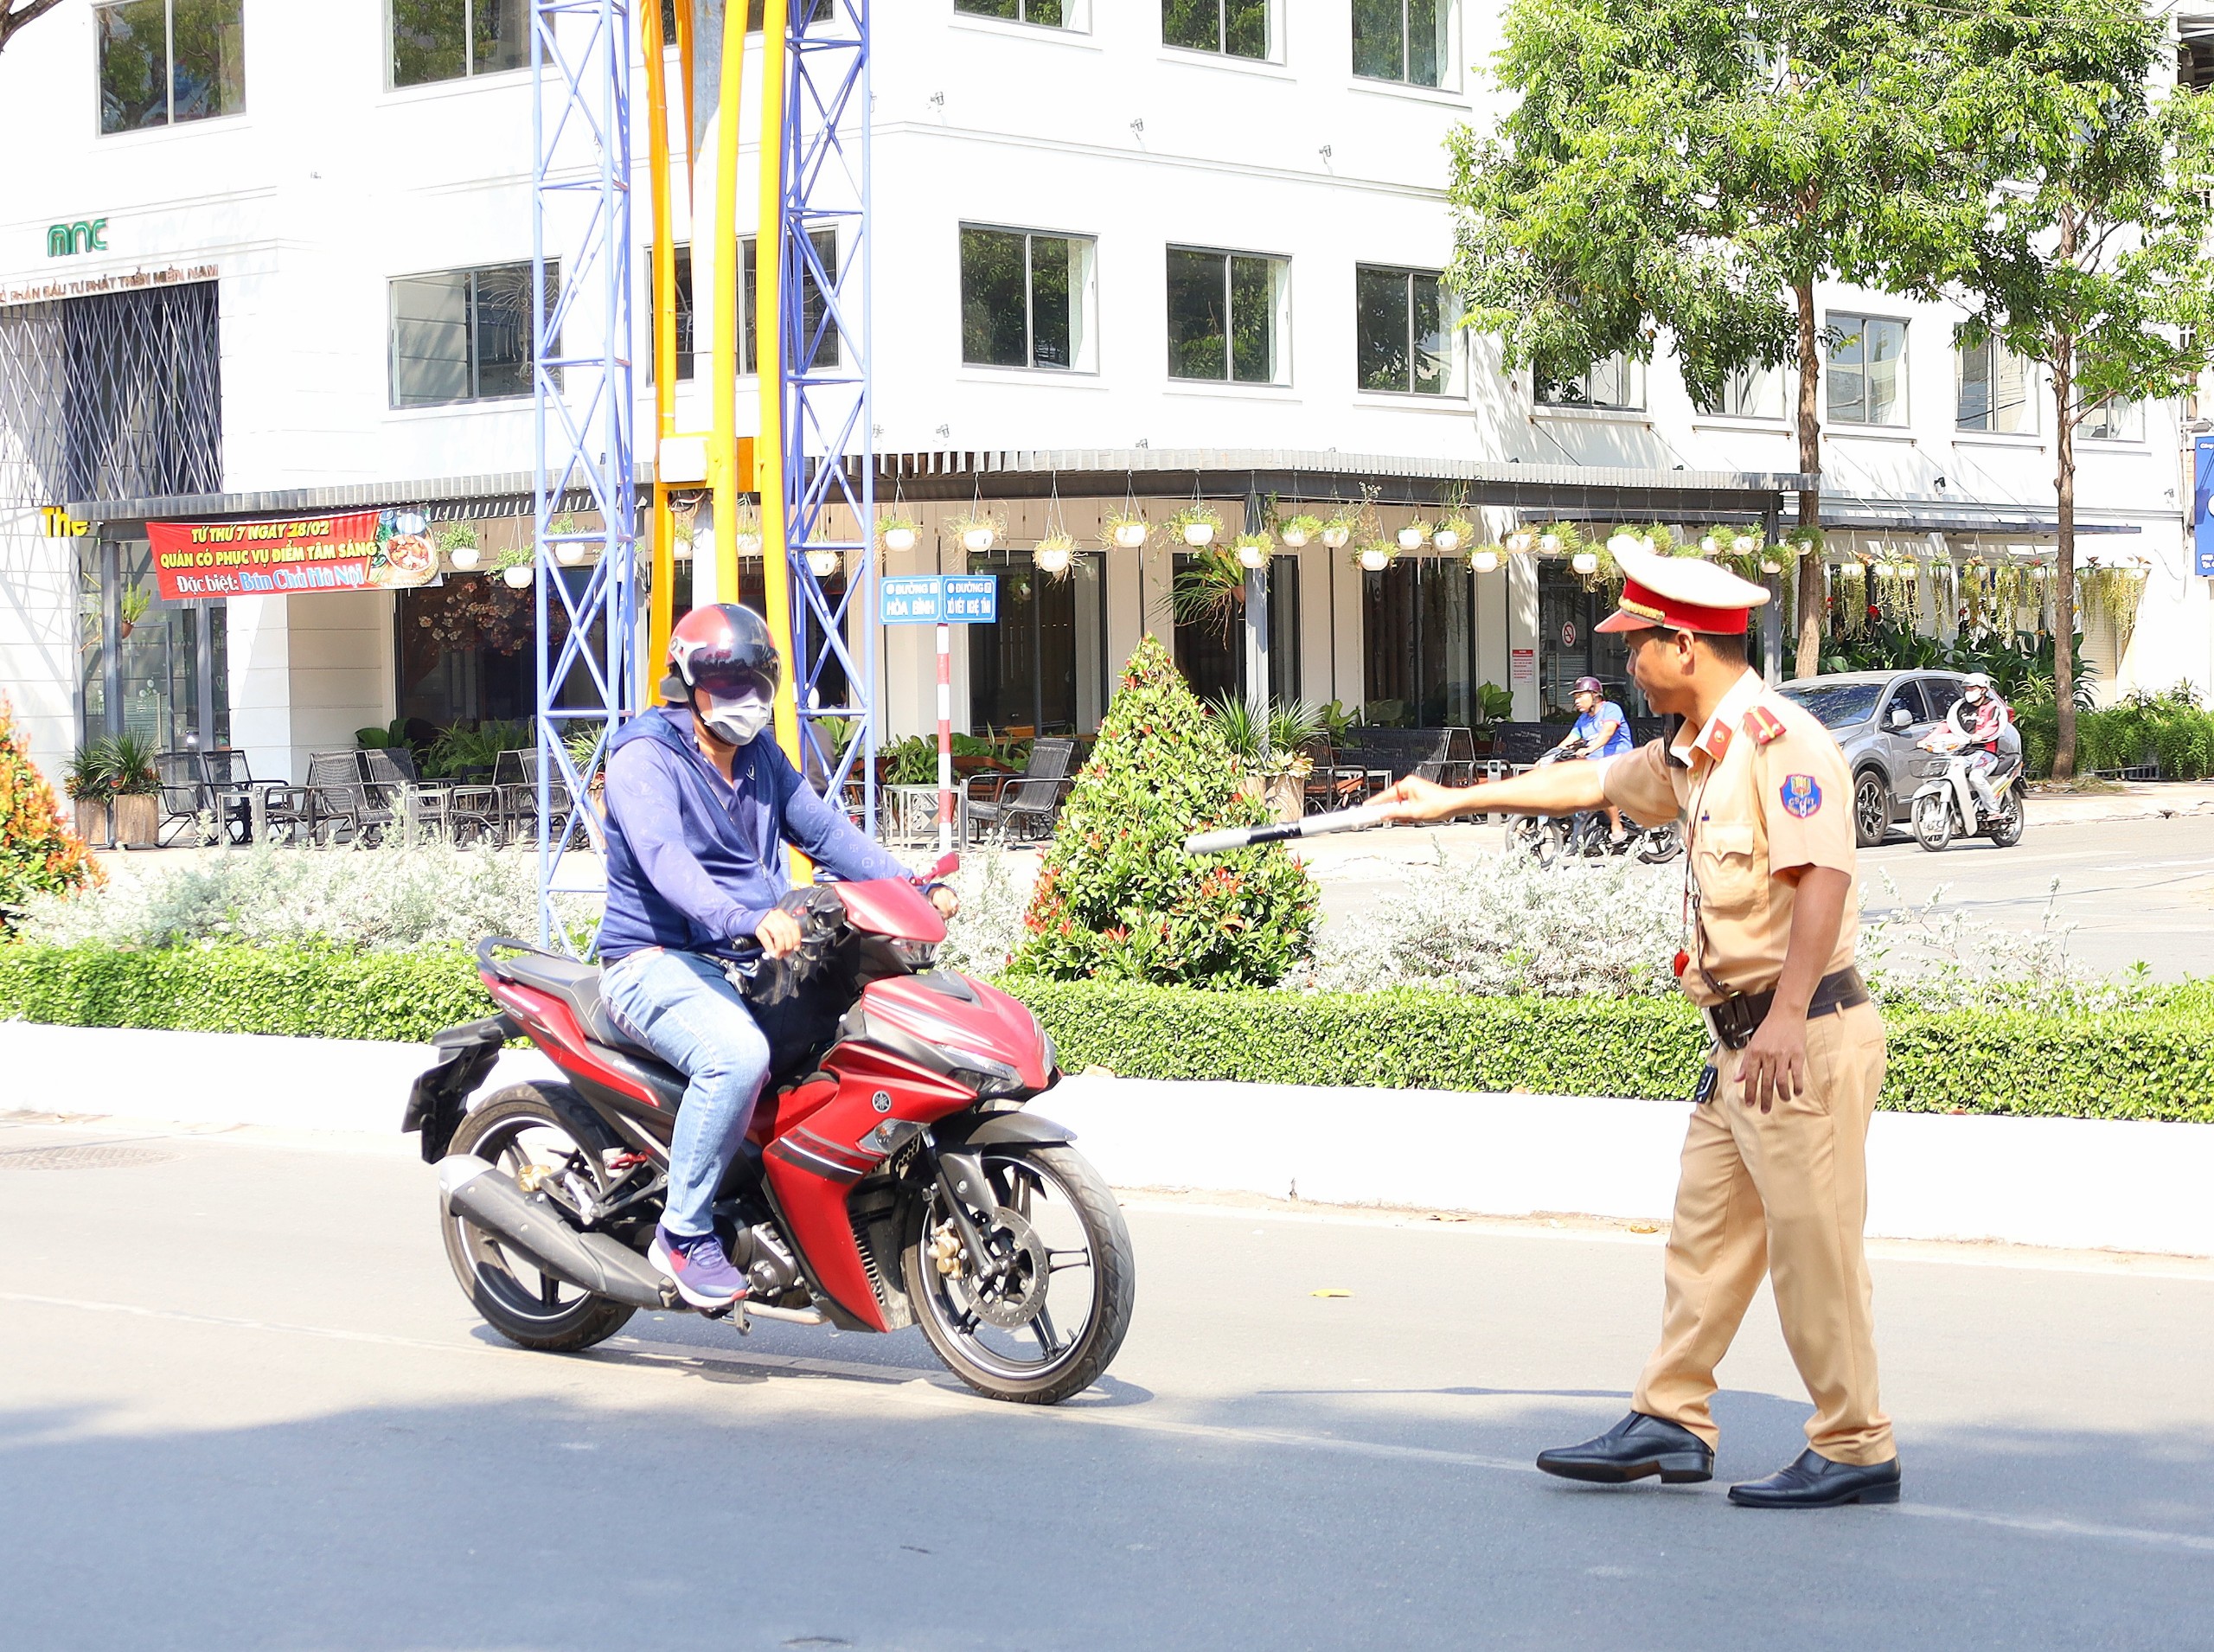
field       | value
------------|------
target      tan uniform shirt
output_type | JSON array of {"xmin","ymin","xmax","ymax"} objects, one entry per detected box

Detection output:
[{"xmin": 1599, "ymin": 669, "xmax": 1857, "ymax": 1006}]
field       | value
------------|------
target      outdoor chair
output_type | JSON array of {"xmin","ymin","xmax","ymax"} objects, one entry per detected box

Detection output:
[
  {"xmin": 494, "ymin": 746, "xmax": 575, "ymax": 847},
  {"xmin": 360, "ymin": 747, "xmax": 453, "ymax": 839},
  {"xmin": 154, "ymin": 752, "xmax": 214, "ymax": 846},
  {"xmin": 195, "ymin": 750, "xmax": 292, "ymax": 844},
  {"xmin": 963, "ymin": 736, "xmax": 1077, "ymax": 844},
  {"xmin": 295, "ymin": 750, "xmax": 394, "ymax": 844},
  {"xmin": 1299, "ymin": 736, "xmax": 1374, "ymax": 815},
  {"xmin": 1334, "ymin": 727, "xmax": 1473, "ymax": 789}
]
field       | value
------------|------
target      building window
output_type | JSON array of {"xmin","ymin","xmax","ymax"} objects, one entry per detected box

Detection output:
[
  {"xmin": 960, "ymin": 227, "xmax": 1097, "ymax": 372},
  {"xmin": 1167, "ymin": 247, "xmax": 1289, "ymax": 385},
  {"xmin": 1174, "ymin": 554, "xmax": 1300, "ymax": 708},
  {"xmin": 968, "ymin": 549, "xmax": 1111, "ymax": 737},
  {"xmin": 1162, "ymin": 0, "xmax": 1268, "ymax": 59},
  {"xmin": 742, "ymin": 229, "xmax": 841, "ymax": 374},
  {"xmin": 389, "ymin": 0, "xmax": 528, "ymax": 88},
  {"xmin": 1827, "ymin": 314, "xmax": 1907, "ymax": 426},
  {"xmin": 389, "ymin": 262, "xmax": 555, "ymax": 408},
  {"xmin": 1352, "ymin": 0, "xmax": 1447, "ymax": 86},
  {"xmin": 647, "ymin": 243, "xmax": 696, "ymax": 381},
  {"xmin": 1955, "ymin": 337, "xmax": 2035, "ymax": 433},
  {"xmin": 1363, "ymin": 558, "xmax": 1478, "ymax": 727},
  {"xmin": 955, "ymin": 0, "xmax": 1070, "ymax": 25},
  {"xmin": 2081, "ymin": 398, "xmax": 2145, "ymax": 442},
  {"xmin": 98, "ymin": 0, "xmax": 244, "ymax": 133},
  {"xmin": 1715, "ymin": 363, "xmax": 1785, "ymax": 419},
  {"xmin": 1536, "ymin": 352, "xmax": 1643, "ymax": 411},
  {"xmin": 1355, "ymin": 265, "xmax": 1456, "ymax": 395}
]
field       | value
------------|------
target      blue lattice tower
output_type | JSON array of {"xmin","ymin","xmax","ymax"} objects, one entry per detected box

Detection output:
[
  {"xmin": 777, "ymin": 0, "xmax": 877, "ymax": 835},
  {"xmin": 532, "ymin": 0, "xmax": 637, "ymax": 951}
]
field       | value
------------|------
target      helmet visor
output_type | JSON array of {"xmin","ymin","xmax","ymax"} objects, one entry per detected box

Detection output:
[{"xmin": 689, "ymin": 663, "xmax": 777, "ymax": 700}]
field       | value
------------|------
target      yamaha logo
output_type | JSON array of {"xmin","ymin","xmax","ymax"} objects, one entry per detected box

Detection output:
[{"xmin": 872, "ymin": 1092, "xmax": 893, "ymax": 1114}]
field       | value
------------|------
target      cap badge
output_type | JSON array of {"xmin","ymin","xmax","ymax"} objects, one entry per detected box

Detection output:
[{"xmin": 1780, "ymin": 774, "xmax": 1822, "ymax": 818}]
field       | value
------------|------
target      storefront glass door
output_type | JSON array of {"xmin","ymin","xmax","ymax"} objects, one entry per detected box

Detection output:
[
  {"xmin": 1362, "ymin": 556, "xmax": 1475, "ymax": 726},
  {"xmin": 78, "ymin": 536, "xmax": 228, "ymax": 752},
  {"xmin": 1172, "ymin": 554, "xmax": 1300, "ymax": 708},
  {"xmin": 967, "ymin": 550, "xmax": 1107, "ymax": 735},
  {"xmin": 1535, "ymin": 564, "xmax": 1643, "ymax": 721}
]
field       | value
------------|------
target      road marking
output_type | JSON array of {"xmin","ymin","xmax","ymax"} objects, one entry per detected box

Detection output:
[{"xmin": 7, "ymin": 1290, "xmax": 2211, "ymax": 1557}]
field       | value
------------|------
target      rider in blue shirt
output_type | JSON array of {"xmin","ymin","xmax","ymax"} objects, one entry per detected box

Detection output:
[{"xmin": 1569, "ymin": 675, "xmax": 1633, "ymax": 844}]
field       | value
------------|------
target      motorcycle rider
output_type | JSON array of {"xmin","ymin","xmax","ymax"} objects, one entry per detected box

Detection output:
[
  {"xmin": 597, "ymin": 603, "xmax": 957, "ymax": 1310},
  {"xmin": 1946, "ymin": 672, "xmax": 2008, "ymax": 826},
  {"xmin": 1569, "ymin": 676, "xmax": 1635, "ymax": 846}
]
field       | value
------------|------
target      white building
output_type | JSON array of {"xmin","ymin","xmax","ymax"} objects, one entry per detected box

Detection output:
[{"xmin": 0, "ymin": 0, "xmax": 2200, "ymax": 799}]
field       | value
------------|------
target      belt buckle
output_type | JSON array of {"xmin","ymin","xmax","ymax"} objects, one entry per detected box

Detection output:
[{"xmin": 1704, "ymin": 996, "xmax": 1755, "ymax": 1052}]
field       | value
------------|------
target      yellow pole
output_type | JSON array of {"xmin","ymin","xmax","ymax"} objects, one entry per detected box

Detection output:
[
  {"xmin": 709, "ymin": 0, "xmax": 746, "ymax": 608},
  {"xmin": 754, "ymin": 0, "xmax": 803, "ymax": 774},
  {"xmin": 643, "ymin": 0, "xmax": 678, "ymax": 690}
]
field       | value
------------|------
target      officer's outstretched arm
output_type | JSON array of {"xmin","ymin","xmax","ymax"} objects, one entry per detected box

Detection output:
[{"xmin": 1379, "ymin": 763, "xmax": 1606, "ymax": 824}]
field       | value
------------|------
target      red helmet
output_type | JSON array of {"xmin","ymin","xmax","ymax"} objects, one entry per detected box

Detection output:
[{"xmin": 666, "ymin": 604, "xmax": 780, "ymax": 702}]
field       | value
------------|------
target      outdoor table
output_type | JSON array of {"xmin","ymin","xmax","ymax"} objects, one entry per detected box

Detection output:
[{"xmin": 883, "ymin": 783, "xmax": 964, "ymax": 847}]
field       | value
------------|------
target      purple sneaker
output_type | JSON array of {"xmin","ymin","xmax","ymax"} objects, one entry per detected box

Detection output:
[{"xmin": 649, "ymin": 1225, "xmax": 749, "ymax": 1310}]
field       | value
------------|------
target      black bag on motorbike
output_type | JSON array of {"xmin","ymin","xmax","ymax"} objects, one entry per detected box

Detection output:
[{"xmin": 731, "ymin": 885, "xmax": 861, "ymax": 1082}]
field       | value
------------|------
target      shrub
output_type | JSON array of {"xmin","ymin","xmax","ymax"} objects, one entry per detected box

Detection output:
[
  {"xmin": 0, "ymin": 701, "xmax": 101, "ymax": 930},
  {"xmin": 11, "ymin": 833, "xmax": 592, "ymax": 952},
  {"xmin": 1014, "ymin": 636, "xmax": 1318, "ymax": 986}
]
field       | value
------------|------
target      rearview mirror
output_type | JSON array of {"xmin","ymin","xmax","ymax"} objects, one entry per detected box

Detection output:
[
  {"xmin": 1888, "ymin": 706, "xmax": 1914, "ymax": 730},
  {"xmin": 928, "ymin": 851, "xmax": 960, "ymax": 880}
]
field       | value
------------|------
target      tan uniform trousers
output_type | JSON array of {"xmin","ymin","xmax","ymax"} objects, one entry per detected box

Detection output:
[{"xmin": 1631, "ymin": 999, "xmax": 1896, "ymax": 1466}]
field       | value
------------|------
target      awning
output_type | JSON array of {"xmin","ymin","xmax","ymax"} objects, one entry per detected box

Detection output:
[{"xmin": 66, "ymin": 470, "xmax": 605, "ymax": 527}]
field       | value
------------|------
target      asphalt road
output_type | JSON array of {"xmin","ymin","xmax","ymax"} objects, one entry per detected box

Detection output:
[
  {"xmin": 1314, "ymin": 814, "xmax": 2214, "ymax": 982},
  {"xmin": 3, "ymin": 1116, "xmax": 2211, "ymax": 1651}
]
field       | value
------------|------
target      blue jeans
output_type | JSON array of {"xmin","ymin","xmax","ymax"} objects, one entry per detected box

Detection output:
[{"xmin": 598, "ymin": 948, "xmax": 771, "ymax": 1239}]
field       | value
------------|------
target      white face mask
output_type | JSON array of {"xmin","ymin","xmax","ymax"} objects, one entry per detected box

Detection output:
[{"xmin": 700, "ymin": 688, "xmax": 771, "ymax": 747}]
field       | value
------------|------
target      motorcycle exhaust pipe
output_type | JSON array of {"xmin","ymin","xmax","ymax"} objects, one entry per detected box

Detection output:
[{"xmin": 438, "ymin": 1155, "xmax": 675, "ymax": 1312}]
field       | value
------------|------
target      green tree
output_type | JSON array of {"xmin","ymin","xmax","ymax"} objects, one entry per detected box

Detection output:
[
  {"xmin": 0, "ymin": 699, "xmax": 102, "ymax": 930},
  {"xmin": 1934, "ymin": 0, "xmax": 2214, "ymax": 778},
  {"xmin": 1446, "ymin": 0, "xmax": 1963, "ymax": 676},
  {"xmin": 0, "ymin": 1, "xmax": 64, "ymax": 57},
  {"xmin": 1014, "ymin": 636, "xmax": 1317, "ymax": 988}
]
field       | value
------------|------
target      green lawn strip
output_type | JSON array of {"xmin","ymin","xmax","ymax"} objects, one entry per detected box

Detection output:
[{"xmin": 1, "ymin": 944, "xmax": 2208, "ymax": 1124}]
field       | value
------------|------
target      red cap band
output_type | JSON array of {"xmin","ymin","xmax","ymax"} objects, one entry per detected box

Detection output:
[{"xmin": 1595, "ymin": 576, "xmax": 1750, "ymax": 636}]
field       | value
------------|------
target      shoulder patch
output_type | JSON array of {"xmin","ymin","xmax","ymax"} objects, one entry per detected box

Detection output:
[
  {"xmin": 1743, "ymin": 706, "xmax": 1788, "ymax": 746},
  {"xmin": 1780, "ymin": 773, "xmax": 1822, "ymax": 817}
]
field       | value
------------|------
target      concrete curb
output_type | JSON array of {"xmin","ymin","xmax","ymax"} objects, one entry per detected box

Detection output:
[{"xmin": 5, "ymin": 1021, "xmax": 2207, "ymax": 1258}]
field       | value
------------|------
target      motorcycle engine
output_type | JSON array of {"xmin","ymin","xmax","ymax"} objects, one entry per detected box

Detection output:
[{"xmin": 725, "ymin": 1221, "xmax": 801, "ymax": 1297}]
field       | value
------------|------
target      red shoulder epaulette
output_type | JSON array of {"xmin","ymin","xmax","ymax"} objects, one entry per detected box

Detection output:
[{"xmin": 1742, "ymin": 705, "xmax": 1788, "ymax": 746}]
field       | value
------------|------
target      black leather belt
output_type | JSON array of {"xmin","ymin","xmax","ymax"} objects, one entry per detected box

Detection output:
[{"xmin": 1702, "ymin": 967, "xmax": 1869, "ymax": 1051}]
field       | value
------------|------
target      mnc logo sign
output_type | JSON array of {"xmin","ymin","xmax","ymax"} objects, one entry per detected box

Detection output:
[{"xmin": 46, "ymin": 221, "xmax": 108, "ymax": 258}]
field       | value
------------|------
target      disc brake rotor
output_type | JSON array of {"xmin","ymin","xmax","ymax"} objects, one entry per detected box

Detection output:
[{"xmin": 954, "ymin": 1205, "xmax": 1053, "ymax": 1330}]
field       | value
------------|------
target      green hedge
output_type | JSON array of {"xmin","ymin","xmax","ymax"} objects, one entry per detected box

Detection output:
[
  {"xmin": 3, "ymin": 943, "xmax": 2210, "ymax": 1124},
  {"xmin": 0, "ymin": 943, "xmax": 494, "ymax": 1042}
]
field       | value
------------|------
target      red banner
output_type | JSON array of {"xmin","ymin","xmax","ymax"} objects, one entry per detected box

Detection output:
[{"xmin": 148, "ymin": 508, "xmax": 439, "ymax": 600}]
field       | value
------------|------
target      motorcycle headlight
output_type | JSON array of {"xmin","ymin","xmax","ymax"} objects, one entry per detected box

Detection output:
[
  {"xmin": 944, "ymin": 1047, "xmax": 1025, "ymax": 1098},
  {"xmin": 889, "ymin": 938, "xmax": 939, "ymax": 970}
]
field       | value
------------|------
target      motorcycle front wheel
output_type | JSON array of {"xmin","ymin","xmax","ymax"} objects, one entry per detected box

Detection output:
[
  {"xmin": 1911, "ymin": 791, "xmax": 1956, "ymax": 853},
  {"xmin": 904, "ymin": 1141, "xmax": 1136, "ymax": 1405}
]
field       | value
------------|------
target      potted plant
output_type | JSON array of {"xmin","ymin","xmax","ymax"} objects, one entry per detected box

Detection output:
[
  {"xmin": 1431, "ymin": 515, "xmax": 1473, "ymax": 554},
  {"xmin": 1102, "ymin": 506, "xmax": 1150, "ymax": 550},
  {"xmin": 1277, "ymin": 512, "xmax": 1323, "ymax": 548},
  {"xmin": 803, "ymin": 543, "xmax": 842, "ymax": 579},
  {"xmin": 64, "ymin": 740, "xmax": 114, "ymax": 846},
  {"xmin": 1354, "ymin": 540, "xmax": 1396, "ymax": 573},
  {"xmin": 1397, "ymin": 520, "xmax": 1434, "ymax": 553},
  {"xmin": 1232, "ymin": 531, "xmax": 1273, "ymax": 570},
  {"xmin": 878, "ymin": 511, "xmax": 919, "ymax": 554},
  {"xmin": 1033, "ymin": 531, "xmax": 1076, "ymax": 576},
  {"xmin": 493, "ymin": 548, "xmax": 535, "ymax": 589},
  {"xmin": 548, "ymin": 512, "xmax": 590, "ymax": 567},
  {"xmin": 731, "ymin": 501, "xmax": 765, "ymax": 554},
  {"xmin": 1212, "ymin": 695, "xmax": 1319, "ymax": 824},
  {"xmin": 117, "ymin": 579, "xmax": 151, "ymax": 639},
  {"xmin": 1165, "ymin": 503, "xmax": 1223, "ymax": 548},
  {"xmin": 1319, "ymin": 509, "xmax": 1359, "ymax": 549},
  {"xmin": 1468, "ymin": 542, "xmax": 1505, "ymax": 573},
  {"xmin": 1170, "ymin": 548, "xmax": 1245, "ymax": 637},
  {"xmin": 947, "ymin": 507, "xmax": 1003, "ymax": 554},
  {"xmin": 105, "ymin": 731, "xmax": 160, "ymax": 848}
]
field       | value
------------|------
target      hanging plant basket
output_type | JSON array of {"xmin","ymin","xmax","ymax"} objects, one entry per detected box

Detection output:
[
  {"xmin": 878, "ymin": 511, "xmax": 919, "ymax": 554},
  {"xmin": 1467, "ymin": 543, "xmax": 1504, "ymax": 573},
  {"xmin": 1355, "ymin": 542, "xmax": 1396, "ymax": 573},
  {"xmin": 1232, "ymin": 531, "xmax": 1274, "ymax": 570},
  {"xmin": 1102, "ymin": 506, "xmax": 1150, "ymax": 550},
  {"xmin": 1398, "ymin": 521, "xmax": 1433, "ymax": 553},
  {"xmin": 1277, "ymin": 513, "xmax": 1322, "ymax": 548},
  {"xmin": 1431, "ymin": 516, "xmax": 1473, "ymax": 555},
  {"xmin": 1165, "ymin": 503, "xmax": 1224, "ymax": 548},
  {"xmin": 1033, "ymin": 532, "xmax": 1076, "ymax": 576}
]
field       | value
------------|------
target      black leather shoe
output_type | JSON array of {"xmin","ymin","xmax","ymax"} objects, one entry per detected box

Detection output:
[
  {"xmin": 1728, "ymin": 1449, "xmax": 1901, "ymax": 1508},
  {"xmin": 1536, "ymin": 1412, "xmax": 1714, "ymax": 1484}
]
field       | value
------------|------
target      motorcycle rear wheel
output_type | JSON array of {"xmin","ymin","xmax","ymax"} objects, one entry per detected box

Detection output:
[
  {"xmin": 904, "ymin": 1142, "xmax": 1135, "ymax": 1405},
  {"xmin": 1987, "ymin": 788, "xmax": 2025, "ymax": 848},
  {"xmin": 442, "ymin": 1084, "xmax": 638, "ymax": 1353},
  {"xmin": 1636, "ymin": 823, "xmax": 1683, "ymax": 864},
  {"xmin": 1911, "ymin": 791, "xmax": 1955, "ymax": 853}
]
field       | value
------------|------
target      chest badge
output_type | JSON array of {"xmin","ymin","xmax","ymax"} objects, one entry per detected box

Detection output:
[{"xmin": 1780, "ymin": 774, "xmax": 1823, "ymax": 817}]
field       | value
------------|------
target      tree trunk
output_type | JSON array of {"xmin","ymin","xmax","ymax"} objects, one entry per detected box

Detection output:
[
  {"xmin": 1792, "ymin": 279, "xmax": 1824, "ymax": 680},
  {"xmin": 2052, "ymin": 343, "xmax": 2078, "ymax": 782}
]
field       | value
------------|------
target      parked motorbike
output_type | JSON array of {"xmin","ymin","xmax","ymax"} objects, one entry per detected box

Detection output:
[
  {"xmin": 401, "ymin": 855, "xmax": 1136, "ymax": 1405},
  {"xmin": 1910, "ymin": 725, "xmax": 2025, "ymax": 853},
  {"xmin": 1505, "ymin": 740, "xmax": 1683, "ymax": 865}
]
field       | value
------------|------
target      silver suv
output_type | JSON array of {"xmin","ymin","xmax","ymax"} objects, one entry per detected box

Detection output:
[{"xmin": 1776, "ymin": 670, "xmax": 1968, "ymax": 846}]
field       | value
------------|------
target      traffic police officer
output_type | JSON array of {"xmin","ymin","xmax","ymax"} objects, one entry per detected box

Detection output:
[{"xmin": 1379, "ymin": 547, "xmax": 1899, "ymax": 1508}]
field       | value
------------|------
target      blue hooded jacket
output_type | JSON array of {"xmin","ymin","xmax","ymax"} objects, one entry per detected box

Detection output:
[{"xmin": 598, "ymin": 706, "xmax": 910, "ymax": 962}]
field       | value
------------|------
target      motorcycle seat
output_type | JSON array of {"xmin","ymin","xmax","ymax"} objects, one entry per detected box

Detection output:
[{"xmin": 496, "ymin": 951, "xmax": 654, "ymax": 1056}]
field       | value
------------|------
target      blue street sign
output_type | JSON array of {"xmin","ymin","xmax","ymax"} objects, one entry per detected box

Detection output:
[
  {"xmin": 2196, "ymin": 437, "xmax": 2214, "ymax": 578},
  {"xmin": 880, "ymin": 574, "xmax": 944, "ymax": 624},
  {"xmin": 943, "ymin": 574, "xmax": 998, "ymax": 623},
  {"xmin": 879, "ymin": 573, "xmax": 998, "ymax": 624}
]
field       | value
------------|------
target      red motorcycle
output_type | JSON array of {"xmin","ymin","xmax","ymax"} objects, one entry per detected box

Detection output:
[{"xmin": 402, "ymin": 856, "xmax": 1135, "ymax": 1405}]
